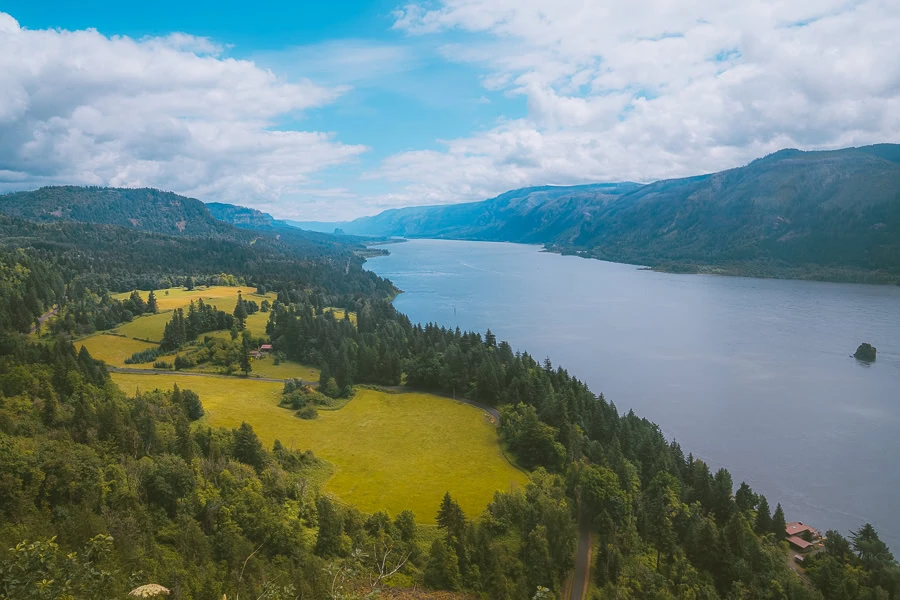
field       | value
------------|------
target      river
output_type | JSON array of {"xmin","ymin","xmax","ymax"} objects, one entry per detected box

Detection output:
[{"xmin": 364, "ymin": 238, "xmax": 900, "ymax": 551}]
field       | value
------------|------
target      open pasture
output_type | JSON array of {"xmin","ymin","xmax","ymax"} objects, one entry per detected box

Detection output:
[
  {"xmin": 78, "ymin": 334, "xmax": 157, "ymax": 367},
  {"xmin": 110, "ymin": 374, "xmax": 526, "ymax": 521}
]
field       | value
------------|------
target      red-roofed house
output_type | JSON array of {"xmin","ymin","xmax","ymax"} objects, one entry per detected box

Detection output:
[
  {"xmin": 787, "ymin": 536, "xmax": 814, "ymax": 552},
  {"xmin": 259, "ymin": 344, "xmax": 273, "ymax": 354},
  {"xmin": 786, "ymin": 522, "xmax": 820, "ymax": 539},
  {"xmin": 785, "ymin": 522, "xmax": 821, "ymax": 553}
]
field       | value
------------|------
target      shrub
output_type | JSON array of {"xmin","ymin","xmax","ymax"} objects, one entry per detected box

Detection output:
[
  {"xmin": 174, "ymin": 355, "xmax": 196, "ymax": 370},
  {"xmin": 153, "ymin": 360, "xmax": 173, "ymax": 369},
  {"xmin": 296, "ymin": 406, "xmax": 318, "ymax": 420}
]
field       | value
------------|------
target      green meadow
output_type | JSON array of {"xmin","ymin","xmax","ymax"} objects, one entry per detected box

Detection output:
[
  {"xmin": 111, "ymin": 373, "xmax": 526, "ymax": 521},
  {"xmin": 83, "ymin": 285, "xmax": 317, "ymax": 379},
  {"xmin": 78, "ymin": 334, "xmax": 157, "ymax": 367}
]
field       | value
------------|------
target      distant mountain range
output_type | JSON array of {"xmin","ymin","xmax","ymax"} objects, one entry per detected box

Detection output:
[
  {"xmin": 0, "ymin": 186, "xmax": 369, "ymax": 260},
  {"xmin": 294, "ymin": 145, "xmax": 900, "ymax": 282}
]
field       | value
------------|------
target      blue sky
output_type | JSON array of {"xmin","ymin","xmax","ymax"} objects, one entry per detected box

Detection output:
[{"xmin": 1, "ymin": 0, "xmax": 898, "ymax": 219}]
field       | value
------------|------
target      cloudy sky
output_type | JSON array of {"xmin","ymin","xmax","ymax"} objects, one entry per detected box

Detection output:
[{"xmin": 1, "ymin": 0, "xmax": 899, "ymax": 220}]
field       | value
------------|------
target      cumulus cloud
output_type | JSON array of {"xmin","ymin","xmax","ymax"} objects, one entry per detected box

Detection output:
[
  {"xmin": 379, "ymin": 0, "xmax": 900, "ymax": 207},
  {"xmin": 0, "ymin": 13, "xmax": 366, "ymax": 206}
]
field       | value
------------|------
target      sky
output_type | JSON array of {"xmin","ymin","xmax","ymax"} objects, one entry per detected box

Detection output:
[{"xmin": 1, "ymin": 0, "xmax": 899, "ymax": 220}]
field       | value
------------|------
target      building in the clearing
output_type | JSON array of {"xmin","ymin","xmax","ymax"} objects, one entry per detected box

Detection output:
[
  {"xmin": 259, "ymin": 344, "xmax": 273, "ymax": 354},
  {"xmin": 786, "ymin": 522, "xmax": 822, "ymax": 553}
]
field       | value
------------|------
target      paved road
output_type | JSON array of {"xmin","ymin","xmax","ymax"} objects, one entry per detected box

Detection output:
[
  {"xmin": 107, "ymin": 366, "xmax": 305, "ymax": 384},
  {"xmin": 569, "ymin": 503, "xmax": 592, "ymax": 600}
]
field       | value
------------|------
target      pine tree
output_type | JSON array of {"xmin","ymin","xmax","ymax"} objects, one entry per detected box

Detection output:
[
  {"xmin": 147, "ymin": 290, "xmax": 159, "ymax": 314},
  {"xmin": 772, "ymin": 503, "xmax": 787, "ymax": 538},
  {"xmin": 233, "ymin": 291, "xmax": 248, "ymax": 327},
  {"xmin": 233, "ymin": 422, "xmax": 265, "ymax": 471},
  {"xmin": 185, "ymin": 276, "xmax": 194, "ymax": 291},
  {"xmin": 754, "ymin": 495, "xmax": 772, "ymax": 535},
  {"xmin": 314, "ymin": 497, "xmax": 344, "ymax": 558},
  {"xmin": 239, "ymin": 335, "xmax": 252, "ymax": 375},
  {"xmin": 436, "ymin": 492, "xmax": 466, "ymax": 541}
]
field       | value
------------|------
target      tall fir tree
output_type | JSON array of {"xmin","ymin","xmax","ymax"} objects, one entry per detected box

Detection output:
[
  {"xmin": 147, "ymin": 290, "xmax": 159, "ymax": 314},
  {"xmin": 772, "ymin": 503, "xmax": 787, "ymax": 538}
]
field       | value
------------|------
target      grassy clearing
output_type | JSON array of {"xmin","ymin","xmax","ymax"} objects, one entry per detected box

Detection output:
[
  {"xmin": 78, "ymin": 334, "xmax": 157, "ymax": 367},
  {"xmin": 114, "ymin": 311, "xmax": 172, "ymax": 342},
  {"xmin": 325, "ymin": 307, "xmax": 357, "ymax": 325},
  {"xmin": 113, "ymin": 285, "xmax": 274, "ymax": 313},
  {"xmin": 110, "ymin": 374, "xmax": 526, "ymax": 521},
  {"xmin": 249, "ymin": 359, "xmax": 320, "ymax": 381}
]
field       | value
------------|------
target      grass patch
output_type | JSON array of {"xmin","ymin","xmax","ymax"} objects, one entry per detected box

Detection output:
[
  {"xmin": 325, "ymin": 307, "xmax": 357, "ymax": 325},
  {"xmin": 249, "ymin": 359, "xmax": 320, "ymax": 382},
  {"xmin": 114, "ymin": 311, "xmax": 173, "ymax": 343},
  {"xmin": 78, "ymin": 334, "xmax": 158, "ymax": 367},
  {"xmin": 109, "ymin": 374, "xmax": 527, "ymax": 522}
]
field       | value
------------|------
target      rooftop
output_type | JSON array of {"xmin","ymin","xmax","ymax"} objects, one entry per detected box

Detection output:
[
  {"xmin": 787, "ymin": 535, "xmax": 813, "ymax": 550},
  {"xmin": 786, "ymin": 522, "xmax": 820, "ymax": 538}
]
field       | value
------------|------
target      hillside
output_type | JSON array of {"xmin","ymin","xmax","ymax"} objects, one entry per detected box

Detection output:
[
  {"xmin": 0, "ymin": 186, "xmax": 238, "ymax": 237},
  {"xmin": 318, "ymin": 145, "xmax": 900, "ymax": 281}
]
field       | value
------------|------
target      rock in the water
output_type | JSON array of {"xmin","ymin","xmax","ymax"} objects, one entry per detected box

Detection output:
[{"xmin": 854, "ymin": 343, "xmax": 877, "ymax": 362}]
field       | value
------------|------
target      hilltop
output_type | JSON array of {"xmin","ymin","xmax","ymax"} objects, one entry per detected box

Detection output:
[{"xmin": 307, "ymin": 144, "xmax": 900, "ymax": 282}]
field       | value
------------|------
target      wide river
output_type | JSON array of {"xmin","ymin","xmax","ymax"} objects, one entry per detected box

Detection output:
[{"xmin": 364, "ymin": 239, "xmax": 900, "ymax": 550}]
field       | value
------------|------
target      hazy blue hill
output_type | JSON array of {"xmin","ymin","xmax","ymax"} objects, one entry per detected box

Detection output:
[{"xmin": 312, "ymin": 145, "xmax": 900, "ymax": 281}]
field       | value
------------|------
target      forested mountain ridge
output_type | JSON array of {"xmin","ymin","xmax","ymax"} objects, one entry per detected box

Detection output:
[
  {"xmin": 0, "ymin": 186, "xmax": 238, "ymax": 237},
  {"xmin": 314, "ymin": 145, "xmax": 900, "ymax": 282}
]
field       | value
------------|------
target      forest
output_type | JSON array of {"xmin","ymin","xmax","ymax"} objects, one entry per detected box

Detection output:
[{"xmin": 0, "ymin": 200, "xmax": 897, "ymax": 599}]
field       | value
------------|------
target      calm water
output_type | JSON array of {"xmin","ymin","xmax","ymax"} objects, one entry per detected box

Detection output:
[{"xmin": 365, "ymin": 239, "xmax": 900, "ymax": 551}]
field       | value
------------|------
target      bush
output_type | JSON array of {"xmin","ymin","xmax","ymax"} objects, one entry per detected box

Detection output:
[
  {"xmin": 153, "ymin": 360, "xmax": 173, "ymax": 369},
  {"xmin": 174, "ymin": 355, "xmax": 196, "ymax": 370},
  {"xmin": 296, "ymin": 406, "xmax": 318, "ymax": 420}
]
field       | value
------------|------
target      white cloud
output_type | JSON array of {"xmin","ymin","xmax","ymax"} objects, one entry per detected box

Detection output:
[
  {"xmin": 379, "ymin": 0, "xmax": 900, "ymax": 208},
  {"xmin": 0, "ymin": 13, "xmax": 366, "ymax": 208}
]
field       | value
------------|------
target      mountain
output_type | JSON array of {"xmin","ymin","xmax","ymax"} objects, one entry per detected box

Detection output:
[
  {"xmin": 313, "ymin": 145, "xmax": 900, "ymax": 282},
  {"xmin": 0, "ymin": 186, "xmax": 237, "ymax": 237}
]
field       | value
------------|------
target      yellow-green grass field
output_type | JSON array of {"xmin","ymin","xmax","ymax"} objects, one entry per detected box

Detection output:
[
  {"xmin": 110, "ymin": 373, "xmax": 526, "ymax": 521},
  {"xmin": 249, "ymin": 359, "xmax": 320, "ymax": 381},
  {"xmin": 113, "ymin": 285, "xmax": 275, "ymax": 313},
  {"xmin": 114, "ymin": 311, "xmax": 172, "ymax": 342},
  {"xmin": 78, "ymin": 334, "xmax": 157, "ymax": 367}
]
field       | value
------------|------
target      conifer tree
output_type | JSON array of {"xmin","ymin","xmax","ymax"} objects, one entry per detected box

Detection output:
[
  {"xmin": 147, "ymin": 290, "xmax": 158, "ymax": 314},
  {"xmin": 772, "ymin": 503, "xmax": 787, "ymax": 538}
]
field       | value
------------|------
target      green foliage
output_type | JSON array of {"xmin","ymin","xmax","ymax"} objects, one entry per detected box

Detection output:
[
  {"xmin": 124, "ymin": 347, "xmax": 161, "ymax": 364},
  {"xmin": 0, "ymin": 535, "xmax": 118, "ymax": 599}
]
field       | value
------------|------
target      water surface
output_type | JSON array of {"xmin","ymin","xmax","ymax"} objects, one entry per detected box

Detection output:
[{"xmin": 365, "ymin": 239, "xmax": 900, "ymax": 550}]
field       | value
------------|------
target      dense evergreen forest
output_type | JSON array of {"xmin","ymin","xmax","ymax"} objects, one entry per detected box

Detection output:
[{"xmin": 0, "ymin": 190, "xmax": 897, "ymax": 599}]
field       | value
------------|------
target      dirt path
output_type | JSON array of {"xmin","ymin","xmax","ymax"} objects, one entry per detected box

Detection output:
[
  {"xmin": 30, "ymin": 306, "xmax": 58, "ymax": 333},
  {"xmin": 569, "ymin": 502, "xmax": 592, "ymax": 600}
]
